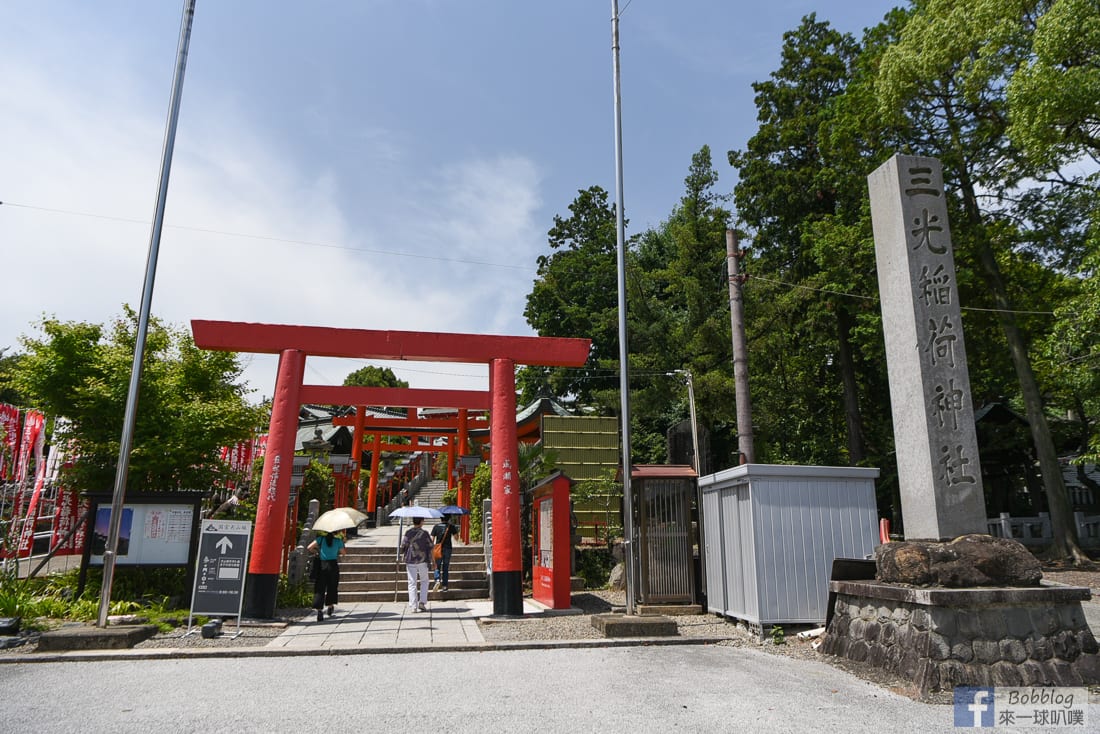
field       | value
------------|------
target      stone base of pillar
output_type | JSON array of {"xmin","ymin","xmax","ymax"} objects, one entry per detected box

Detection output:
[
  {"xmin": 822, "ymin": 580, "xmax": 1100, "ymax": 699},
  {"xmin": 243, "ymin": 572, "xmax": 279, "ymax": 619},
  {"xmin": 491, "ymin": 570, "xmax": 523, "ymax": 618}
]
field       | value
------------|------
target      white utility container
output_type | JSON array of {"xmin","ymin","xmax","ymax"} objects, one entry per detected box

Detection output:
[{"xmin": 700, "ymin": 464, "xmax": 880, "ymax": 631}]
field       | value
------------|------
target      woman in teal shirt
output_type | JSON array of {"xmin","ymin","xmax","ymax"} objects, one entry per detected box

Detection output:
[{"xmin": 308, "ymin": 531, "xmax": 346, "ymax": 622}]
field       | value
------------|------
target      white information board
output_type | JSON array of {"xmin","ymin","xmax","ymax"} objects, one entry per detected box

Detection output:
[{"xmin": 88, "ymin": 503, "xmax": 196, "ymax": 566}]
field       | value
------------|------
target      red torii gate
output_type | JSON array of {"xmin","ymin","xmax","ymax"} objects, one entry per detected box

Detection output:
[
  {"xmin": 332, "ymin": 409, "xmax": 490, "ymax": 539},
  {"xmin": 304, "ymin": 384, "xmax": 489, "ymax": 518},
  {"xmin": 191, "ymin": 320, "xmax": 590, "ymax": 618}
]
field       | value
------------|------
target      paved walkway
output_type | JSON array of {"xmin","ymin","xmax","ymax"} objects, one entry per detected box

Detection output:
[
  {"xmin": 266, "ymin": 599, "xmax": 560, "ymax": 651},
  {"xmin": 267, "ymin": 515, "xmax": 578, "ymax": 651}
]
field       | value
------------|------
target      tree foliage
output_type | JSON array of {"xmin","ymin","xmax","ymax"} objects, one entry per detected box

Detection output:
[
  {"xmin": 1007, "ymin": 0, "xmax": 1100, "ymax": 169},
  {"xmin": 8, "ymin": 307, "xmax": 263, "ymax": 494},
  {"xmin": 520, "ymin": 2, "xmax": 1099, "ymax": 560},
  {"xmin": 342, "ymin": 365, "xmax": 408, "ymax": 389},
  {"xmin": 522, "ymin": 186, "xmax": 623, "ymax": 405}
]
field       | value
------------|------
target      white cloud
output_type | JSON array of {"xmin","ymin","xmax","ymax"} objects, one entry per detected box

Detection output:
[{"xmin": 0, "ymin": 39, "xmax": 546, "ymax": 403}]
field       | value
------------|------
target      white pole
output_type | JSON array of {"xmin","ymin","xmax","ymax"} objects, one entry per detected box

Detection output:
[
  {"xmin": 98, "ymin": 0, "xmax": 196, "ymax": 628},
  {"xmin": 611, "ymin": 0, "xmax": 637, "ymax": 616},
  {"xmin": 678, "ymin": 369, "xmax": 706, "ymax": 602}
]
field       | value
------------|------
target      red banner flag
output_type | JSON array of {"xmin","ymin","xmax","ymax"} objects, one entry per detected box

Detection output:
[
  {"xmin": 50, "ymin": 489, "xmax": 86, "ymax": 556},
  {"xmin": 14, "ymin": 410, "xmax": 44, "ymax": 485},
  {"xmin": 0, "ymin": 403, "xmax": 19, "ymax": 480},
  {"xmin": 16, "ymin": 413, "xmax": 48, "ymax": 557}
]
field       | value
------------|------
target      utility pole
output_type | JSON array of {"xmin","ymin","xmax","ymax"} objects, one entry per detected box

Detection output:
[{"xmin": 726, "ymin": 229, "xmax": 755, "ymax": 464}]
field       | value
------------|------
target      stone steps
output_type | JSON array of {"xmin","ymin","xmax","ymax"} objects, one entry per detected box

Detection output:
[{"xmin": 337, "ymin": 539, "xmax": 488, "ymax": 603}]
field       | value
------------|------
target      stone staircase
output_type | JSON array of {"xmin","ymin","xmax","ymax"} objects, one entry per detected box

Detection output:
[
  {"xmin": 339, "ymin": 542, "xmax": 489, "ymax": 603},
  {"xmin": 410, "ymin": 477, "xmax": 450, "ymax": 508},
  {"xmin": 378, "ymin": 477, "xmax": 450, "ymax": 525},
  {"xmin": 342, "ymin": 478, "xmax": 485, "ymax": 603}
]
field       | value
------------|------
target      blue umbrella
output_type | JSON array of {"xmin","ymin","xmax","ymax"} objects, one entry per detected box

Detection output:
[{"xmin": 437, "ymin": 505, "xmax": 470, "ymax": 515}]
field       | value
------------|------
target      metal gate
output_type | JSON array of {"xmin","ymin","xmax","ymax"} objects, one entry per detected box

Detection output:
[{"xmin": 638, "ymin": 475, "xmax": 695, "ymax": 604}]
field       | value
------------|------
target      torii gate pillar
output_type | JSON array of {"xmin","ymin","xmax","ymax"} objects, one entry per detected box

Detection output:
[
  {"xmin": 491, "ymin": 358, "xmax": 522, "ymax": 616},
  {"xmin": 244, "ymin": 349, "xmax": 305, "ymax": 617}
]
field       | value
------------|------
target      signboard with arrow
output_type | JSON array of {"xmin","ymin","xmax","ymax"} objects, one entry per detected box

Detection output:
[{"xmin": 187, "ymin": 519, "xmax": 252, "ymax": 635}]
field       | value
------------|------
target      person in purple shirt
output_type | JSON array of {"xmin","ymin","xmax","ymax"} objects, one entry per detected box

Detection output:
[{"xmin": 400, "ymin": 517, "xmax": 434, "ymax": 612}]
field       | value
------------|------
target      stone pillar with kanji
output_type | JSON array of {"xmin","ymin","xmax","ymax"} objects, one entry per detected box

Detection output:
[{"xmin": 869, "ymin": 154, "xmax": 986, "ymax": 540}]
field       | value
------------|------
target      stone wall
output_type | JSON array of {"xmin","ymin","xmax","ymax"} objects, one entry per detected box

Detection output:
[{"xmin": 821, "ymin": 581, "xmax": 1100, "ymax": 696}]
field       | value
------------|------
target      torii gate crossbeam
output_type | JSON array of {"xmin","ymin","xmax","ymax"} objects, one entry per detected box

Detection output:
[{"xmin": 192, "ymin": 320, "xmax": 590, "ymax": 619}]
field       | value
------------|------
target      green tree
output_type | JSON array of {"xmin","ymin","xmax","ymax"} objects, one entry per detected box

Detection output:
[
  {"xmin": 342, "ymin": 365, "xmax": 408, "ymax": 389},
  {"xmin": 0, "ymin": 348, "xmax": 25, "ymax": 406},
  {"xmin": 9, "ymin": 307, "xmax": 263, "ymax": 495},
  {"xmin": 728, "ymin": 14, "xmax": 881, "ymax": 468},
  {"xmin": 1006, "ymin": 0, "xmax": 1100, "ymax": 169},
  {"xmin": 468, "ymin": 462, "xmax": 491, "ymax": 542},
  {"xmin": 876, "ymin": 0, "xmax": 1089, "ymax": 560},
  {"xmin": 297, "ymin": 459, "xmax": 334, "ymax": 522},
  {"xmin": 1037, "ymin": 239, "xmax": 1100, "ymax": 465},
  {"xmin": 631, "ymin": 147, "xmax": 736, "ymax": 465},
  {"xmin": 522, "ymin": 186, "xmax": 623, "ymax": 405}
]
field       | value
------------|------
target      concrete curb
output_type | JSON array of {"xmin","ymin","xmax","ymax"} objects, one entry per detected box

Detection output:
[{"xmin": 0, "ymin": 635, "xmax": 729, "ymax": 665}]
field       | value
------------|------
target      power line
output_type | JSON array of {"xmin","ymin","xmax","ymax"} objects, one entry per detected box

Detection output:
[
  {"xmin": 748, "ymin": 273, "xmax": 1056, "ymax": 317},
  {"xmin": 0, "ymin": 199, "xmax": 534, "ymax": 272},
  {"xmin": 2, "ymin": 199, "xmax": 1059, "ymax": 316}
]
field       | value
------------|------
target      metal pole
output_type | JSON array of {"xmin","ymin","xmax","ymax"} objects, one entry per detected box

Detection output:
[
  {"xmin": 97, "ymin": 0, "xmax": 196, "ymax": 628},
  {"xmin": 611, "ymin": 0, "xmax": 637, "ymax": 616},
  {"xmin": 679, "ymin": 370, "xmax": 701, "ymax": 475},
  {"xmin": 674, "ymin": 369, "xmax": 706, "ymax": 603},
  {"xmin": 726, "ymin": 229, "xmax": 755, "ymax": 464}
]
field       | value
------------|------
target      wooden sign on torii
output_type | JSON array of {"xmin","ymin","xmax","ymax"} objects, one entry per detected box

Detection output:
[{"xmin": 191, "ymin": 320, "xmax": 590, "ymax": 619}]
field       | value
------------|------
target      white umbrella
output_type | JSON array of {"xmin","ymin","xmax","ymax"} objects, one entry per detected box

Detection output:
[
  {"xmin": 389, "ymin": 505, "xmax": 443, "ymax": 601},
  {"xmin": 333, "ymin": 506, "xmax": 368, "ymax": 524},
  {"xmin": 313, "ymin": 507, "xmax": 368, "ymax": 534}
]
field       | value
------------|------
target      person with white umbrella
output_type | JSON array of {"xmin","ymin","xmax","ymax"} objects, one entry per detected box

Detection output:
[
  {"xmin": 399, "ymin": 515, "xmax": 436, "ymax": 612},
  {"xmin": 308, "ymin": 509, "xmax": 358, "ymax": 622}
]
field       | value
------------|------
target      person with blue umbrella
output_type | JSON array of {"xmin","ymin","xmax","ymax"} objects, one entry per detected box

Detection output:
[
  {"xmin": 431, "ymin": 514, "xmax": 458, "ymax": 591},
  {"xmin": 431, "ymin": 506, "xmax": 468, "ymax": 591}
]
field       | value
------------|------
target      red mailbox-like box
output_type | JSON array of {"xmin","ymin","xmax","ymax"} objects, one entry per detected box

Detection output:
[{"xmin": 531, "ymin": 471, "xmax": 572, "ymax": 609}]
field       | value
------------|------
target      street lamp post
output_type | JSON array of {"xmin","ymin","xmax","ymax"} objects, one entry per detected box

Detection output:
[
  {"xmin": 673, "ymin": 370, "xmax": 701, "ymax": 475},
  {"xmin": 672, "ymin": 369, "xmax": 706, "ymax": 603}
]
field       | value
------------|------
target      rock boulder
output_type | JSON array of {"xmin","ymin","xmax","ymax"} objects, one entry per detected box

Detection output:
[{"xmin": 876, "ymin": 534, "xmax": 1042, "ymax": 587}]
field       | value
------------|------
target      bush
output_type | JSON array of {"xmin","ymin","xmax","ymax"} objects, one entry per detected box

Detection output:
[
  {"xmin": 277, "ymin": 574, "xmax": 314, "ymax": 609},
  {"xmin": 469, "ymin": 463, "xmax": 491, "ymax": 542},
  {"xmin": 0, "ymin": 564, "xmax": 192, "ymax": 629},
  {"xmin": 575, "ymin": 547, "xmax": 615, "ymax": 589},
  {"xmin": 0, "ymin": 566, "xmax": 37, "ymax": 618}
]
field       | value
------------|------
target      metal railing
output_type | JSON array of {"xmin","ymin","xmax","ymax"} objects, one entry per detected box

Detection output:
[
  {"xmin": 986, "ymin": 512, "xmax": 1100, "ymax": 547},
  {"xmin": 482, "ymin": 499, "xmax": 493, "ymax": 596}
]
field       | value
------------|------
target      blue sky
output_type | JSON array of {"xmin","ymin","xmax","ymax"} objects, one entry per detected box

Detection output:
[{"xmin": 0, "ymin": 1, "xmax": 899, "ymax": 402}]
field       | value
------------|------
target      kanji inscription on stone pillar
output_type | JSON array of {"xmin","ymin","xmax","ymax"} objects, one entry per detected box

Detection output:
[{"xmin": 869, "ymin": 154, "xmax": 986, "ymax": 540}]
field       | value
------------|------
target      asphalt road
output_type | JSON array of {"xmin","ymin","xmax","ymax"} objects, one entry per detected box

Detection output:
[{"xmin": 0, "ymin": 644, "xmax": 988, "ymax": 733}]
